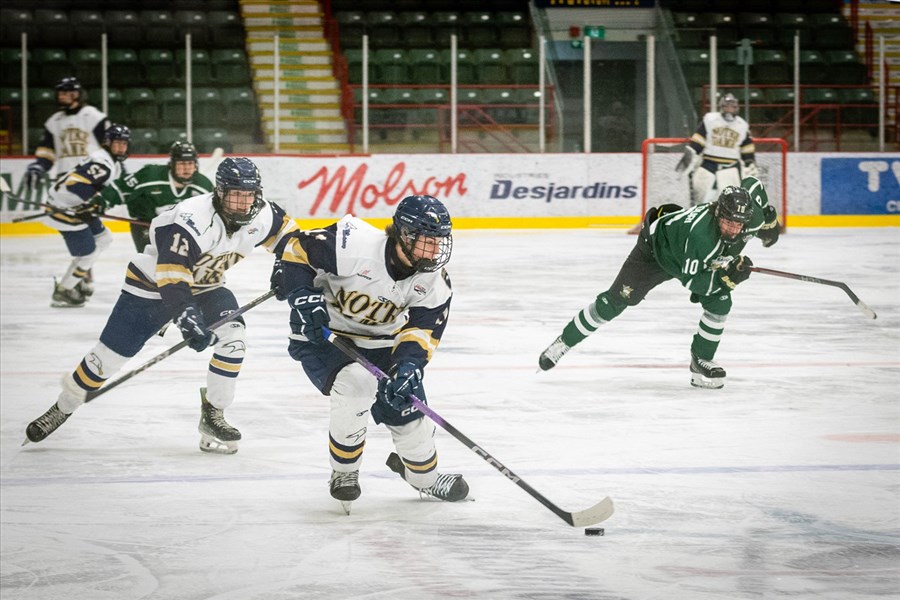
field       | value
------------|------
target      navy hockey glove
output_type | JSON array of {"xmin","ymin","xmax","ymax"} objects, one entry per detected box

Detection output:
[
  {"xmin": 757, "ymin": 205, "xmax": 780, "ymax": 248},
  {"xmin": 288, "ymin": 285, "xmax": 329, "ymax": 344},
  {"xmin": 372, "ymin": 362, "xmax": 426, "ymax": 426},
  {"xmin": 719, "ymin": 256, "xmax": 753, "ymax": 290},
  {"xmin": 24, "ymin": 163, "xmax": 46, "ymax": 189},
  {"xmin": 174, "ymin": 305, "xmax": 218, "ymax": 352},
  {"xmin": 269, "ymin": 258, "xmax": 287, "ymax": 301}
]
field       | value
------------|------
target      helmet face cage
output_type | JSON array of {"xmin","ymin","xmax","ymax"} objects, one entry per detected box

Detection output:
[
  {"xmin": 55, "ymin": 76, "xmax": 83, "ymax": 109},
  {"xmin": 715, "ymin": 186, "xmax": 753, "ymax": 241},
  {"xmin": 168, "ymin": 141, "xmax": 199, "ymax": 183},
  {"xmin": 102, "ymin": 124, "xmax": 131, "ymax": 162},
  {"xmin": 214, "ymin": 157, "xmax": 263, "ymax": 229},
  {"xmin": 392, "ymin": 195, "xmax": 453, "ymax": 272},
  {"xmin": 718, "ymin": 93, "xmax": 739, "ymax": 122}
]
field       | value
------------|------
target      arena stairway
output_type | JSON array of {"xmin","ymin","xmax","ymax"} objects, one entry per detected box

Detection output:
[
  {"xmin": 240, "ymin": 0, "xmax": 350, "ymax": 153},
  {"xmin": 850, "ymin": 2, "xmax": 900, "ymax": 125}
]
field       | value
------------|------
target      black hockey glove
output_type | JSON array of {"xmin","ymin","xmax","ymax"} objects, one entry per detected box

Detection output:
[
  {"xmin": 719, "ymin": 255, "xmax": 753, "ymax": 290},
  {"xmin": 372, "ymin": 362, "xmax": 426, "ymax": 426},
  {"xmin": 72, "ymin": 197, "xmax": 106, "ymax": 222},
  {"xmin": 269, "ymin": 258, "xmax": 287, "ymax": 301},
  {"xmin": 288, "ymin": 285, "xmax": 329, "ymax": 344},
  {"xmin": 757, "ymin": 205, "xmax": 780, "ymax": 248},
  {"xmin": 175, "ymin": 305, "xmax": 218, "ymax": 352}
]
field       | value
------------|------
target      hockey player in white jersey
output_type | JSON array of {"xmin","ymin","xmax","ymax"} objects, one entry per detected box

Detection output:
[
  {"xmin": 44, "ymin": 123, "xmax": 130, "ymax": 307},
  {"xmin": 23, "ymin": 76, "xmax": 110, "ymax": 201},
  {"xmin": 25, "ymin": 158, "xmax": 300, "ymax": 454},
  {"xmin": 675, "ymin": 93, "xmax": 758, "ymax": 206},
  {"xmin": 275, "ymin": 195, "xmax": 468, "ymax": 509}
]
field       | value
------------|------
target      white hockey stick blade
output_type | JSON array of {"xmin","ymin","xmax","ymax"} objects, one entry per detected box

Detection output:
[
  {"xmin": 200, "ymin": 147, "xmax": 225, "ymax": 178},
  {"xmin": 856, "ymin": 300, "xmax": 877, "ymax": 320},
  {"xmin": 567, "ymin": 496, "xmax": 615, "ymax": 527}
]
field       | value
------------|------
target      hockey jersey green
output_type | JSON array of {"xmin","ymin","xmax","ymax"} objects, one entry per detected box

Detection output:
[{"xmin": 100, "ymin": 164, "xmax": 213, "ymax": 222}]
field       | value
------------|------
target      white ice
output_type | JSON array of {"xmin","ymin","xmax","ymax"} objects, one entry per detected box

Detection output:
[{"xmin": 2, "ymin": 227, "xmax": 899, "ymax": 600}]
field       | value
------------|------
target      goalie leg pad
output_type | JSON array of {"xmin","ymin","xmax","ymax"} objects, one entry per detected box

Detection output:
[{"xmin": 691, "ymin": 167, "xmax": 716, "ymax": 206}]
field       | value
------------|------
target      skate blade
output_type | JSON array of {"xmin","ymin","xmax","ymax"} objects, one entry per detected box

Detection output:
[
  {"xmin": 690, "ymin": 373, "xmax": 725, "ymax": 389},
  {"xmin": 199, "ymin": 435, "xmax": 238, "ymax": 455},
  {"xmin": 339, "ymin": 501, "xmax": 353, "ymax": 516},
  {"xmin": 50, "ymin": 301, "xmax": 86, "ymax": 308}
]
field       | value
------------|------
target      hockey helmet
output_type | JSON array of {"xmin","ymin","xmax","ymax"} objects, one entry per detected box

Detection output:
[
  {"xmin": 55, "ymin": 76, "xmax": 83, "ymax": 109},
  {"xmin": 715, "ymin": 186, "xmax": 753, "ymax": 241},
  {"xmin": 102, "ymin": 123, "xmax": 131, "ymax": 163},
  {"xmin": 391, "ymin": 195, "xmax": 453, "ymax": 272},
  {"xmin": 718, "ymin": 93, "xmax": 739, "ymax": 122},
  {"xmin": 168, "ymin": 141, "xmax": 199, "ymax": 183},
  {"xmin": 214, "ymin": 157, "xmax": 263, "ymax": 231}
]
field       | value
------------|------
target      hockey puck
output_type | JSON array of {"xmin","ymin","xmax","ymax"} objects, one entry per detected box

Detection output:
[{"xmin": 584, "ymin": 527, "xmax": 605, "ymax": 536}]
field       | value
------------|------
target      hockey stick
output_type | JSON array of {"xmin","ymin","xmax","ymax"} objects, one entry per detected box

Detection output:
[
  {"xmin": 750, "ymin": 266, "xmax": 877, "ymax": 320},
  {"xmin": 83, "ymin": 290, "xmax": 276, "ymax": 403},
  {"xmin": 200, "ymin": 147, "xmax": 225, "ymax": 179},
  {"xmin": 323, "ymin": 326, "xmax": 615, "ymax": 528},
  {"xmin": 9, "ymin": 196, "xmax": 151, "ymax": 227}
]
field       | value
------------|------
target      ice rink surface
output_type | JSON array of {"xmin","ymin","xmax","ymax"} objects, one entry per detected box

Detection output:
[{"xmin": 1, "ymin": 226, "xmax": 898, "ymax": 600}]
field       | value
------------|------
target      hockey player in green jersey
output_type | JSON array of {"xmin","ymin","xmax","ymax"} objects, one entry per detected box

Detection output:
[
  {"xmin": 100, "ymin": 141, "xmax": 213, "ymax": 251},
  {"xmin": 538, "ymin": 176, "xmax": 780, "ymax": 388}
]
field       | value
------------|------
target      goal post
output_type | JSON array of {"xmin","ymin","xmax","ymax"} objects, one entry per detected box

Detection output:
[{"xmin": 640, "ymin": 137, "xmax": 788, "ymax": 230}]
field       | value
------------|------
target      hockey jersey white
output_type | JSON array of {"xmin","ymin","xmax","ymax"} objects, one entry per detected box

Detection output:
[
  {"xmin": 283, "ymin": 215, "xmax": 452, "ymax": 361},
  {"xmin": 47, "ymin": 148, "xmax": 123, "ymax": 210},
  {"xmin": 124, "ymin": 192, "xmax": 299, "ymax": 305},
  {"xmin": 689, "ymin": 112, "xmax": 754, "ymax": 166},
  {"xmin": 37, "ymin": 105, "xmax": 109, "ymax": 177}
]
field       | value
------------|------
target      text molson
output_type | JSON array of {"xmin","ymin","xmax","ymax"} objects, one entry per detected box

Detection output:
[{"xmin": 490, "ymin": 179, "xmax": 638, "ymax": 202}]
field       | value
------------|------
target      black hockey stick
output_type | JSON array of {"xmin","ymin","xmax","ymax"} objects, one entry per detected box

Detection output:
[
  {"xmin": 323, "ymin": 326, "xmax": 615, "ymax": 528},
  {"xmin": 83, "ymin": 290, "xmax": 276, "ymax": 403},
  {"xmin": 749, "ymin": 266, "xmax": 877, "ymax": 320}
]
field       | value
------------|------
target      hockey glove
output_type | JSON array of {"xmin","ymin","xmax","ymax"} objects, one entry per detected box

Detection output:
[
  {"xmin": 675, "ymin": 147, "xmax": 698, "ymax": 177},
  {"xmin": 72, "ymin": 197, "xmax": 106, "ymax": 222},
  {"xmin": 22, "ymin": 163, "xmax": 49, "ymax": 203},
  {"xmin": 372, "ymin": 362, "xmax": 426, "ymax": 425},
  {"xmin": 269, "ymin": 258, "xmax": 287, "ymax": 301},
  {"xmin": 757, "ymin": 205, "xmax": 780, "ymax": 248},
  {"xmin": 719, "ymin": 255, "xmax": 753, "ymax": 290},
  {"xmin": 175, "ymin": 305, "xmax": 218, "ymax": 352},
  {"xmin": 288, "ymin": 285, "xmax": 329, "ymax": 344},
  {"xmin": 742, "ymin": 160, "xmax": 759, "ymax": 179}
]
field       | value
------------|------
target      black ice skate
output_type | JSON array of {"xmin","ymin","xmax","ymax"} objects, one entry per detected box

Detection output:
[
  {"xmin": 386, "ymin": 452, "xmax": 469, "ymax": 502},
  {"xmin": 51, "ymin": 280, "xmax": 86, "ymax": 308},
  {"xmin": 75, "ymin": 279, "xmax": 94, "ymax": 298},
  {"xmin": 538, "ymin": 335, "xmax": 572, "ymax": 371},
  {"xmin": 690, "ymin": 353, "xmax": 726, "ymax": 389},
  {"xmin": 198, "ymin": 388, "xmax": 241, "ymax": 454},
  {"xmin": 329, "ymin": 470, "xmax": 361, "ymax": 515},
  {"xmin": 24, "ymin": 402, "xmax": 70, "ymax": 444}
]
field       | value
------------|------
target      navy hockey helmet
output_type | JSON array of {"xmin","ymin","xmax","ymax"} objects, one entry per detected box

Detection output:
[
  {"xmin": 102, "ymin": 123, "xmax": 131, "ymax": 162},
  {"xmin": 391, "ymin": 195, "xmax": 453, "ymax": 272},
  {"xmin": 55, "ymin": 76, "xmax": 83, "ymax": 109},
  {"xmin": 168, "ymin": 141, "xmax": 199, "ymax": 183},
  {"xmin": 718, "ymin": 93, "xmax": 739, "ymax": 122},
  {"xmin": 715, "ymin": 186, "xmax": 753, "ymax": 241},
  {"xmin": 214, "ymin": 157, "xmax": 263, "ymax": 231}
]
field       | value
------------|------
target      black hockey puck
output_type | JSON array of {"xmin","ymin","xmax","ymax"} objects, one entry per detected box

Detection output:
[{"xmin": 584, "ymin": 527, "xmax": 605, "ymax": 536}]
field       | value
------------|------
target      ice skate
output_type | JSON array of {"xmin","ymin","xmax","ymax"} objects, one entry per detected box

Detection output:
[
  {"xmin": 51, "ymin": 280, "xmax": 86, "ymax": 308},
  {"xmin": 24, "ymin": 402, "xmax": 70, "ymax": 444},
  {"xmin": 329, "ymin": 470, "xmax": 361, "ymax": 514},
  {"xmin": 386, "ymin": 452, "xmax": 469, "ymax": 502},
  {"xmin": 538, "ymin": 335, "xmax": 572, "ymax": 371},
  {"xmin": 75, "ymin": 279, "xmax": 94, "ymax": 298},
  {"xmin": 690, "ymin": 353, "xmax": 726, "ymax": 389},
  {"xmin": 198, "ymin": 387, "xmax": 241, "ymax": 454}
]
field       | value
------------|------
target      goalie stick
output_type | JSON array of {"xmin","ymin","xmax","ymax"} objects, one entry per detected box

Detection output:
[
  {"xmin": 82, "ymin": 290, "xmax": 276, "ymax": 404},
  {"xmin": 750, "ymin": 266, "xmax": 877, "ymax": 320},
  {"xmin": 323, "ymin": 326, "xmax": 615, "ymax": 528}
]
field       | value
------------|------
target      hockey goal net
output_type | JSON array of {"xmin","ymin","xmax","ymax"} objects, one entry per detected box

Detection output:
[{"xmin": 641, "ymin": 137, "xmax": 788, "ymax": 229}]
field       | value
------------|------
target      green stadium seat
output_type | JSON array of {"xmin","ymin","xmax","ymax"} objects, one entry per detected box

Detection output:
[
  {"xmin": 0, "ymin": 48, "xmax": 29, "ymax": 86},
  {"xmin": 680, "ymin": 48, "xmax": 712, "ymax": 86},
  {"xmin": 208, "ymin": 11, "xmax": 245, "ymax": 49},
  {"xmin": 495, "ymin": 12, "xmax": 531, "ymax": 48},
  {"xmin": 825, "ymin": 50, "xmax": 868, "ymax": 85},
  {"xmin": 174, "ymin": 10, "xmax": 209, "ymax": 47},
  {"xmin": 176, "ymin": 49, "xmax": 214, "ymax": 86},
  {"xmin": 157, "ymin": 128, "xmax": 188, "ymax": 150},
  {"xmin": 34, "ymin": 9, "xmax": 72, "ymax": 47},
  {"xmin": 193, "ymin": 88, "xmax": 224, "ymax": 127},
  {"xmin": 803, "ymin": 88, "xmax": 839, "ymax": 123},
  {"xmin": 398, "ymin": 12, "xmax": 433, "ymax": 49},
  {"xmin": 211, "ymin": 49, "xmax": 250, "ymax": 85},
  {"xmin": 71, "ymin": 10, "xmax": 105, "ymax": 47},
  {"xmin": 457, "ymin": 87, "xmax": 484, "ymax": 107},
  {"xmin": 811, "ymin": 14, "xmax": 854, "ymax": 50},
  {"xmin": 108, "ymin": 49, "xmax": 142, "ymax": 87},
  {"xmin": 411, "ymin": 88, "xmax": 449, "ymax": 124},
  {"xmin": 752, "ymin": 49, "xmax": 790, "ymax": 84},
  {"xmin": 220, "ymin": 87, "xmax": 257, "ymax": 126},
  {"xmin": 439, "ymin": 48, "xmax": 477, "ymax": 85},
  {"xmin": 27, "ymin": 128, "xmax": 45, "ymax": 154},
  {"xmin": 129, "ymin": 128, "xmax": 160, "ymax": 154},
  {"xmin": 28, "ymin": 89, "xmax": 57, "ymax": 127},
  {"xmin": 840, "ymin": 88, "xmax": 877, "ymax": 125},
  {"xmin": 462, "ymin": 12, "xmax": 498, "ymax": 47},
  {"xmin": 776, "ymin": 13, "xmax": 813, "ymax": 48},
  {"xmin": 70, "ymin": 49, "xmax": 103, "ymax": 88},
  {"xmin": 105, "ymin": 89, "xmax": 126, "ymax": 122},
  {"xmin": 481, "ymin": 88, "xmax": 519, "ymax": 123},
  {"xmin": 0, "ymin": 8, "xmax": 34, "ymax": 45},
  {"xmin": 743, "ymin": 87, "xmax": 767, "ymax": 123},
  {"xmin": 798, "ymin": 50, "xmax": 828, "ymax": 85},
  {"xmin": 702, "ymin": 13, "xmax": 738, "ymax": 46},
  {"xmin": 372, "ymin": 49, "xmax": 408, "ymax": 84},
  {"xmin": 367, "ymin": 11, "xmax": 401, "ymax": 48},
  {"xmin": 344, "ymin": 48, "xmax": 364, "ymax": 83},
  {"xmin": 433, "ymin": 12, "xmax": 461, "ymax": 47},
  {"xmin": 336, "ymin": 11, "xmax": 365, "ymax": 48},
  {"xmin": 140, "ymin": 49, "xmax": 177, "ymax": 86},
  {"xmin": 123, "ymin": 88, "xmax": 158, "ymax": 127},
  {"xmin": 505, "ymin": 48, "xmax": 538, "ymax": 84},
  {"xmin": 140, "ymin": 10, "xmax": 177, "ymax": 47},
  {"xmin": 408, "ymin": 49, "xmax": 442, "ymax": 84},
  {"xmin": 764, "ymin": 87, "xmax": 795, "ymax": 122},
  {"xmin": 0, "ymin": 87, "xmax": 23, "ymax": 107},
  {"xmin": 738, "ymin": 13, "xmax": 778, "ymax": 48},
  {"xmin": 104, "ymin": 10, "xmax": 142, "ymax": 47},
  {"xmin": 33, "ymin": 49, "xmax": 71, "ymax": 87},
  {"xmin": 473, "ymin": 49, "xmax": 508, "ymax": 84},
  {"xmin": 157, "ymin": 87, "xmax": 188, "ymax": 126},
  {"xmin": 194, "ymin": 128, "xmax": 232, "ymax": 153},
  {"xmin": 515, "ymin": 87, "xmax": 543, "ymax": 123}
]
